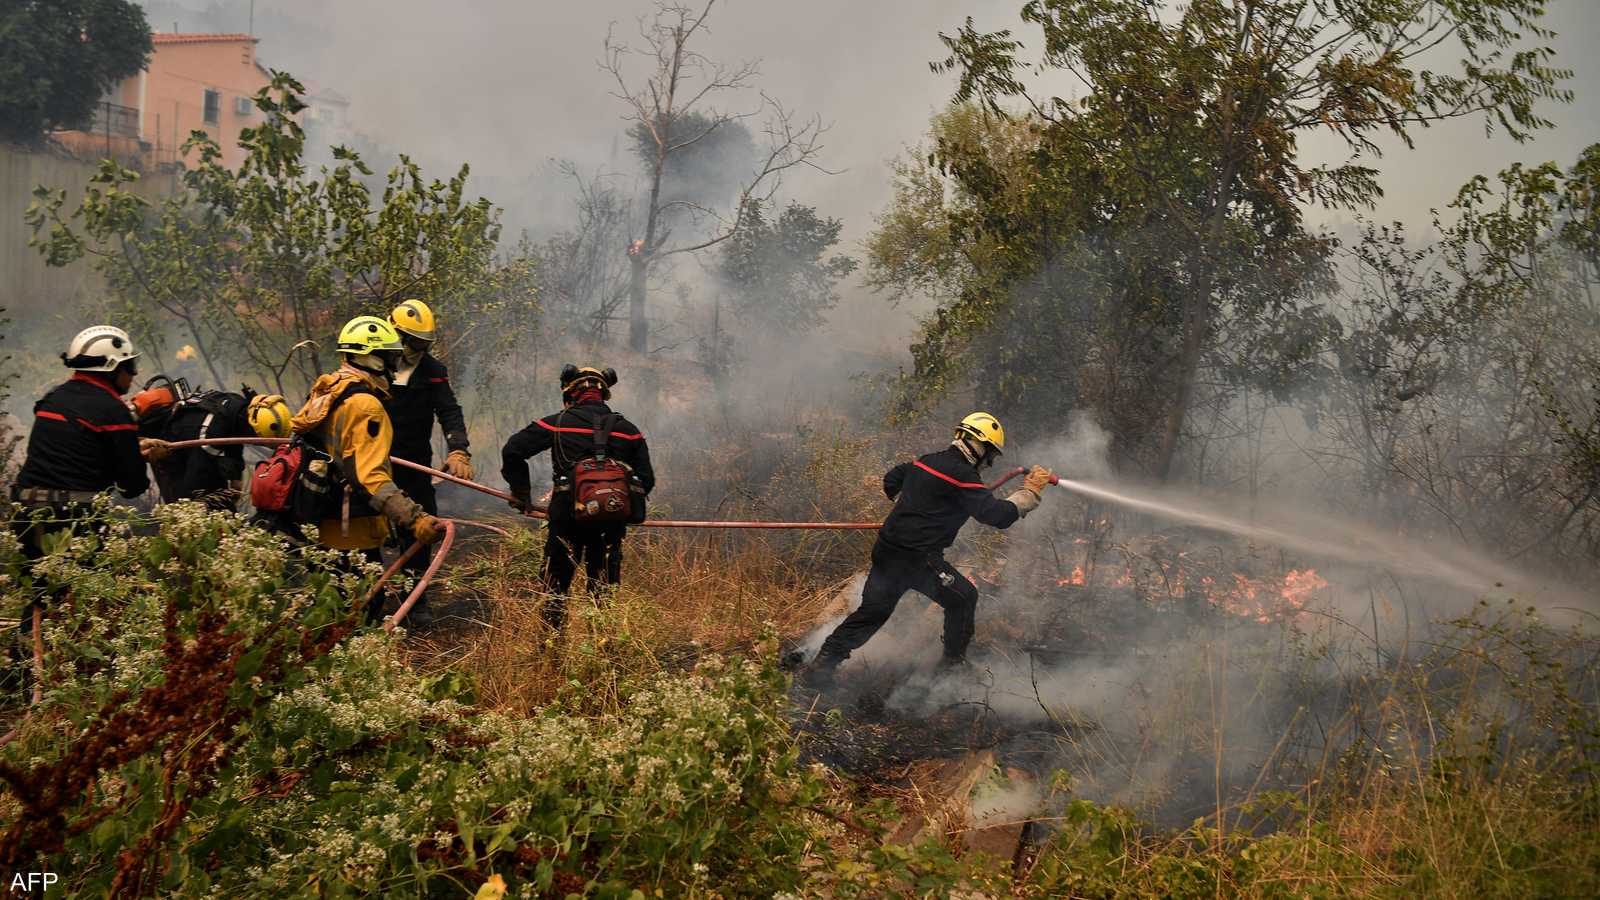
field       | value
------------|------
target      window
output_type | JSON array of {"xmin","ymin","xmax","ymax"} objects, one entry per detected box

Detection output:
[{"xmin": 203, "ymin": 89, "xmax": 220, "ymax": 125}]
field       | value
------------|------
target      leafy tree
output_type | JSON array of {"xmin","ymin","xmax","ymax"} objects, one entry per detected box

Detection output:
[
  {"xmin": 719, "ymin": 199, "xmax": 857, "ymax": 334},
  {"xmin": 26, "ymin": 73, "xmax": 534, "ymax": 396},
  {"xmin": 0, "ymin": 0, "xmax": 152, "ymax": 143},
  {"xmin": 1314, "ymin": 146, "xmax": 1600, "ymax": 565},
  {"xmin": 882, "ymin": 0, "xmax": 1570, "ymax": 476},
  {"xmin": 870, "ymin": 102, "xmax": 1335, "ymax": 467}
]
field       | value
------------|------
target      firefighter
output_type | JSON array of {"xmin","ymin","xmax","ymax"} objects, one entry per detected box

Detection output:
[
  {"xmin": 381, "ymin": 300, "xmax": 471, "ymax": 627},
  {"xmin": 10, "ymin": 326, "xmax": 149, "ymax": 695},
  {"xmin": 13, "ymin": 325, "xmax": 149, "ymax": 531},
  {"xmin": 800, "ymin": 413, "xmax": 1053, "ymax": 686},
  {"xmin": 500, "ymin": 364, "xmax": 655, "ymax": 630},
  {"xmin": 290, "ymin": 316, "xmax": 443, "ymax": 623},
  {"xmin": 133, "ymin": 379, "xmax": 293, "ymax": 511}
]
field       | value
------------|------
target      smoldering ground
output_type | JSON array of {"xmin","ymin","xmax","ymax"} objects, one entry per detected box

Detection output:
[{"xmin": 790, "ymin": 418, "xmax": 1600, "ymax": 830}]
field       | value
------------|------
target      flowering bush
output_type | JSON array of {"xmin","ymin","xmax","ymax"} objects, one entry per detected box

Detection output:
[{"xmin": 0, "ymin": 506, "xmax": 951, "ymax": 897}]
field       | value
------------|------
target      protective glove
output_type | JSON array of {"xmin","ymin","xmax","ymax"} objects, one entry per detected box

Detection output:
[
  {"xmin": 444, "ymin": 449, "xmax": 473, "ymax": 480},
  {"xmin": 508, "ymin": 486, "xmax": 532, "ymax": 515},
  {"xmin": 140, "ymin": 438, "xmax": 173, "ymax": 463},
  {"xmin": 1023, "ymin": 465, "xmax": 1054, "ymax": 495},
  {"xmin": 412, "ymin": 514, "xmax": 445, "ymax": 545}
]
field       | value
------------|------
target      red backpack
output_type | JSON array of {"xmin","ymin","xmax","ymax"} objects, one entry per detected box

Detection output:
[
  {"xmin": 248, "ymin": 388, "xmax": 366, "ymax": 518},
  {"xmin": 571, "ymin": 414, "xmax": 637, "ymax": 524},
  {"xmin": 251, "ymin": 440, "xmax": 315, "ymax": 514}
]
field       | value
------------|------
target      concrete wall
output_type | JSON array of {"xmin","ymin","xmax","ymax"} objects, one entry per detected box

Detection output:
[{"xmin": 0, "ymin": 144, "xmax": 179, "ymax": 375}]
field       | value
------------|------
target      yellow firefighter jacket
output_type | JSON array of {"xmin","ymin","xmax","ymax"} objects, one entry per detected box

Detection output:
[{"xmin": 290, "ymin": 365, "xmax": 422, "ymax": 550}]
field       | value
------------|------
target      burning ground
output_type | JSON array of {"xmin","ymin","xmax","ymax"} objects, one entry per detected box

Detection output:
[{"xmin": 783, "ymin": 502, "xmax": 1600, "ymax": 857}]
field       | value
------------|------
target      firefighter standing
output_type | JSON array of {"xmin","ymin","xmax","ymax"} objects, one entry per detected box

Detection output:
[
  {"xmin": 13, "ymin": 326, "xmax": 149, "ymax": 531},
  {"xmin": 10, "ymin": 326, "xmax": 149, "ymax": 696},
  {"xmin": 133, "ymin": 379, "xmax": 293, "ymax": 511},
  {"xmin": 500, "ymin": 365, "xmax": 655, "ymax": 630},
  {"xmin": 381, "ymin": 300, "xmax": 471, "ymax": 627},
  {"xmin": 801, "ymin": 413, "xmax": 1053, "ymax": 686},
  {"xmin": 290, "ymin": 316, "xmax": 443, "ymax": 622}
]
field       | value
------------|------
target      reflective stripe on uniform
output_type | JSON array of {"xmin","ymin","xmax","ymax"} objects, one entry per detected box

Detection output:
[
  {"xmin": 533, "ymin": 419, "xmax": 644, "ymax": 439},
  {"xmin": 36, "ymin": 409, "xmax": 136, "ymax": 433},
  {"xmin": 912, "ymin": 460, "xmax": 985, "ymax": 490}
]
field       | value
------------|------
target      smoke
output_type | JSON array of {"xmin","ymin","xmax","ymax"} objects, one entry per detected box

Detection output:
[{"xmin": 797, "ymin": 414, "xmax": 1598, "ymax": 826}]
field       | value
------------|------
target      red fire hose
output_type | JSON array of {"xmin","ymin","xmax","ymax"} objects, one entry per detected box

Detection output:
[
  {"xmin": 986, "ymin": 466, "xmax": 1061, "ymax": 491},
  {"xmin": 154, "ymin": 437, "xmax": 1056, "ymax": 622},
  {"xmin": 156, "ymin": 437, "xmax": 890, "ymax": 530}
]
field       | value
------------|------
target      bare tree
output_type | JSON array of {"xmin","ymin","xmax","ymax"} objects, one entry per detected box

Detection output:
[
  {"xmin": 601, "ymin": 0, "xmax": 829, "ymax": 353},
  {"xmin": 541, "ymin": 162, "xmax": 634, "ymax": 345}
]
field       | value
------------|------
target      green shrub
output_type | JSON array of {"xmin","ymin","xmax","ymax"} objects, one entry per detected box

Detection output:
[{"xmin": 0, "ymin": 506, "xmax": 983, "ymax": 898}]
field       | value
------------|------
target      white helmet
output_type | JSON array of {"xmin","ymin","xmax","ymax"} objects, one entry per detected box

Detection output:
[{"xmin": 62, "ymin": 325, "xmax": 140, "ymax": 373}]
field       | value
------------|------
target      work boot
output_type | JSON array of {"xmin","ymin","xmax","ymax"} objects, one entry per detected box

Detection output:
[{"xmin": 797, "ymin": 655, "xmax": 842, "ymax": 690}]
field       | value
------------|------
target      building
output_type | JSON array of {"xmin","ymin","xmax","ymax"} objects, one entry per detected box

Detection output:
[
  {"xmin": 53, "ymin": 33, "xmax": 275, "ymax": 171},
  {"xmin": 303, "ymin": 83, "xmax": 355, "ymax": 157}
]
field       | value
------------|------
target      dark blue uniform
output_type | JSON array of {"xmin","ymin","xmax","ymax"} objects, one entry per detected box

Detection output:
[
  {"xmin": 16, "ymin": 373, "xmax": 147, "ymax": 501},
  {"xmin": 817, "ymin": 446, "xmax": 1024, "ymax": 665},
  {"xmin": 142, "ymin": 391, "xmax": 251, "ymax": 510},
  {"xmin": 501, "ymin": 400, "xmax": 654, "ymax": 627},
  {"xmin": 382, "ymin": 354, "xmax": 469, "ymax": 591}
]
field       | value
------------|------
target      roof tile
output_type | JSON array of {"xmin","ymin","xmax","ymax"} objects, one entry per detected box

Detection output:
[{"xmin": 152, "ymin": 33, "xmax": 259, "ymax": 45}]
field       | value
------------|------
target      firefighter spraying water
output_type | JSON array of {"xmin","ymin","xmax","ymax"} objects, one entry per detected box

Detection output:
[{"xmin": 800, "ymin": 412, "xmax": 1056, "ymax": 688}]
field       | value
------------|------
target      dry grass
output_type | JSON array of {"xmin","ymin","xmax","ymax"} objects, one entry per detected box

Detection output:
[{"xmin": 417, "ymin": 519, "xmax": 862, "ymax": 715}]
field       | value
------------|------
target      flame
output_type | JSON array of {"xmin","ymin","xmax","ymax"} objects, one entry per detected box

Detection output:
[
  {"xmin": 175, "ymin": 344, "xmax": 196, "ymax": 361},
  {"xmin": 1058, "ymin": 556, "xmax": 1328, "ymax": 624}
]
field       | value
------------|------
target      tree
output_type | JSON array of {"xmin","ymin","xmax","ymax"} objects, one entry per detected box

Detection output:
[
  {"xmin": 1312, "ymin": 146, "xmax": 1600, "ymax": 566},
  {"xmin": 602, "ymin": 0, "xmax": 829, "ymax": 353},
  {"xmin": 719, "ymin": 199, "xmax": 856, "ymax": 333},
  {"xmin": 628, "ymin": 110, "xmax": 759, "ymax": 219},
  {"xmin": 0, "ymin": 0, "xmax": 152, "ymax": 143},
  {"xmin": 27, "ymin": 73, "xmax": 535, "ymax": 397},
  {"xmin": 870, "ymin": 102, "xmax": 1335, "ymax": 467},
  {"xmin": 894, "ymin": 0, "xmax": 1570, "ymax": 477},
  {"xmin": 538, "ymin": 163, "xmax": 636, "ymax": 345}
]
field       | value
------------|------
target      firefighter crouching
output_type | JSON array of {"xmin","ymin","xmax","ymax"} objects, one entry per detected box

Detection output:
[
  {"xmin": 133, "ymin": 378, "xmax": 292, "ymax": 511},
  {"xmin": 290, "ymin": 316, "xmax": 444, "ymax": 622},
  {"xmin": 10, "ymin": 326, "xmax": 150, "ymax": 693},
  {"xmin": 381, "ymin": 300, "xmax": 472, "ymax": 627},
  {"xmin": 801, "ymin": 412, "xmax": 1053, "ymax": 687},
  {"xmin": 500, "ymin": 364, "xmax": 655, "ymax": 630}
]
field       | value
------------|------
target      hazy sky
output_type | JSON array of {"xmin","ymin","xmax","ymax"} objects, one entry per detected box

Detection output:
[{"xmin": 151, "ymin": 0, "xmax": 1599, "ymax": 241}]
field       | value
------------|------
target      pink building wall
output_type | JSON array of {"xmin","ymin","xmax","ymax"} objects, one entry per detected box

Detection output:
[{"xmin": 136, "ymin": 34, "xmax": 272, "ymax": 170}]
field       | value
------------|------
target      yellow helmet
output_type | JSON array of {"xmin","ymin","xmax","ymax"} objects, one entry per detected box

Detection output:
[
  {"xmin": 389, "ymin": 299, "xmax": 436, "ymax": 342},
  {"xmin": 247, "ymin": 393, "xmax": 293, "ymax": 439},
  {"xmin": 955, "ymin": 412, "xmax": 1005, "ymax": 454},
  {"xmin": 336, "ymin": 316, "xmax": 403, "ymax": 356}
]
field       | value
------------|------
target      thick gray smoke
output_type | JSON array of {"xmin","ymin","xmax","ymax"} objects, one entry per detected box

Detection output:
[{"xmin": 797, "ymin": 416, "xmax": 1597, "ymax": 826}]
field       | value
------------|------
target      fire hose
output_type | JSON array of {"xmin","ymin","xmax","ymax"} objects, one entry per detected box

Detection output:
[
  {"xmin": 155, "ymin": 437, "xmax": 895, "ymax": 530},
  {"xmin": 156, "ymin": 438, "xmax": 1059, "ymax": 628}
]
